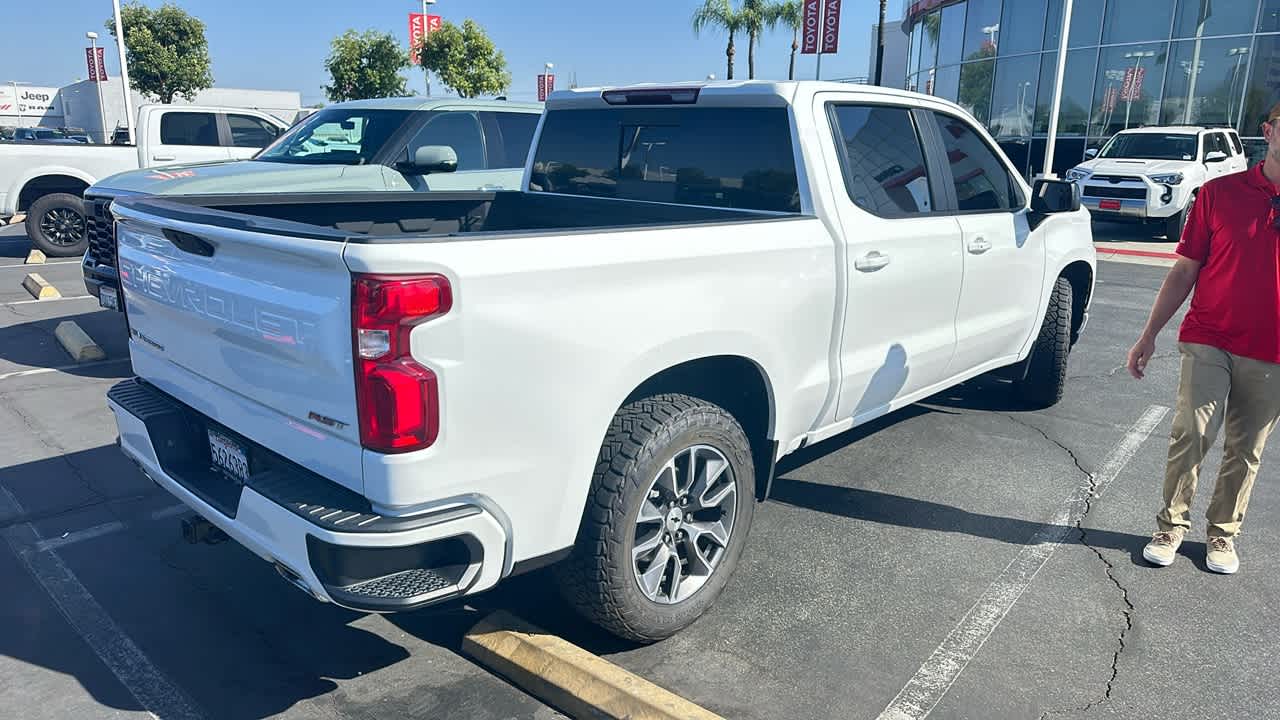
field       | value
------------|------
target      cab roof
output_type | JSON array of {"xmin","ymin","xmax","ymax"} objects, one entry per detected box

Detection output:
[
  {"xmin": 1116, "ymin": 125, "xmax": 1239, "ymax": 135},
  {"xmin": 326, "ymin": 97, "xmax": 542, "ymax": 113},
  {"xmin": 546, "ymin": 80, "xmax": 968, "ymax": 114}
]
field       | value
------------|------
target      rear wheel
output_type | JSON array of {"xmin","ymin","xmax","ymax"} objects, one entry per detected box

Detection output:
[
  {"xmin": 555, "ymin": 393, "xmax": 755, "ymax": 642},
  {"xmin": 1012, "ymin": 277, "xmax": 1073, "ymax": 409},
  {"xmin": 27, "ymin": 193, "xmax": 88, "ymax": 257}
]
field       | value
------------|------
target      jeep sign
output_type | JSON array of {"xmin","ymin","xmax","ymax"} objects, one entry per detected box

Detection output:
[{"xmin": 0, "ymin": 85, "xmax": 63, "ymax": 117}]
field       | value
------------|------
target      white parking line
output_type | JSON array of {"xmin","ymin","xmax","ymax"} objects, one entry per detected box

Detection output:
[
  {"xmin": 3, "ymin": 294, "xmax": 93, "ymax": 306},
  {"xmin": 150, "ymin": 504, "xmax": 189, "ymax": 521},
  {"xmin": 876, "ymin": 405, "xmax": 1169, "ymax": 720},
  {"xmin": 0, "ymin": 485, "xmax": 202, "ymax": 719},
  {"xmin": 35, "ymin": 521, "xmax": 126, "ymax": 552},
  {"xmin": 0, "ymin": 359, "xmax": 130, "ymax": 382}
]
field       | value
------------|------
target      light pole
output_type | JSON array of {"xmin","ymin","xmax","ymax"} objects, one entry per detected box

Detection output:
[
  {"xmin": 111, "ymin": 0, "xmax": 134, "ymax": 144},
  {"xmin": 1043, "ymin": 0, "xmax": 1071, "ymax": 177},
  {"xmin": 416, "ymin": 0, "xmax": 437, "ymax": 96},
  {"xmin": 1122, "ymin": 50, "xmax": 1155, "ymax": 130},
  {"xmin": 86, "ymin": 31, "xmax": 109, "ymax": 143},
  {"xmin": 1227, "ymin": 47, "xmax": 1250, "ymax": 129},
  {"xmin": 983, "ymin": 24, "xmax": 1000, "ymax": 51}
]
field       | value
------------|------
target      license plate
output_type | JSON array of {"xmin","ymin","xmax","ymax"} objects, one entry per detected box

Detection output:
[
  {"xmin": 1099, "ymin": 199, "xmax": 1122, "ymax": 211},
  {"xmin": 208, "ymin": 429, "xmax": 250, "ymax": 484},
  {"xmin": 99, "ymin": 286, "xmax": 118, "ymax": 310}
]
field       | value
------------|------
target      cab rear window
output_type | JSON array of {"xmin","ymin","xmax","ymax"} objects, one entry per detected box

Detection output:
[{"xmin": 529, "ymin": 107, "xmax": 801, "ymax": 213}]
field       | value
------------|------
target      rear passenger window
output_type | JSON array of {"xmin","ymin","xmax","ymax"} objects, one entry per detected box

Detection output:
[
  {"xmin": 408, "ymin": 112, "xmax": 486, "ymax": 171},
  {"xmin": 160, "ymin": 112, "xmax": 220, "ymax": 146},
  {"xmin": 930, "ymin": 113, "xmax": 1021, "ymax": 212},
  {"xmin": 483, "ymin": 111, "xmax": 539, "ymax": 168},
  {"xmin": 829, "ymin": 105, "xmax": 934, "ymax": 216}
]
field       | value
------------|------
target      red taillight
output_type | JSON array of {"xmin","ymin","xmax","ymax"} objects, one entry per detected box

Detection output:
[{"xmin": 352, "ymin": 274, "xmax": 452, "ymax": 453}]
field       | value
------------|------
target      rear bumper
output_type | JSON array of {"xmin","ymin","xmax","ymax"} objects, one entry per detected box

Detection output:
[{"xmin": 108, "ymin": 378, "xmax": 509, "ymax": 612}]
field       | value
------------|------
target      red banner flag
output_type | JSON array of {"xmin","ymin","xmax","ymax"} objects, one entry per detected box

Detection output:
[
  {"xmin": 409, "ymin": 13, "xmax": 442, "ymax": 63},
  {"xmin": 86, "ymin": 48, "xmax": 99, "ymax": 82},
  {"xmin": 821, "ymin": 0, "xmax": 843, "ymax": 54},
  {"xmin": 537, "ymin": 74, "xmax": 548, "ymax": 102},
  {"xmin": 801, "ymin": 0, "xmax": 821, "ymax": 54},
  {"xmin": 95, "ymin": 47, "xmax": 108, "ymax": 82},
  {"xmin": 1120, "ymin": 66, "xmax": 1146, "ymax": 102}
]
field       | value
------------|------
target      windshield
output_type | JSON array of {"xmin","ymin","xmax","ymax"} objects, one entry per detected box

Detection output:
[
  {"xmin": 1098, "ymin": 133, "xmax": 1197, "ymax": 161},
  {"xmin": 256, "ymin": 108, "xmax": 413, "ymax": 165}
]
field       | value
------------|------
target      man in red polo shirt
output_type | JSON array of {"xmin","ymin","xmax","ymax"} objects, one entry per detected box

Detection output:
[{"xmin": 1127, "ymin": 105, "xmax": 1280, "ymax": 574}]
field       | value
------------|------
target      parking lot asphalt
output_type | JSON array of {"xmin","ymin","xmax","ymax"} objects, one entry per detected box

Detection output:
[{"xmin": 2, "ymin": 220, "xmax": 1277, "ymax": 720}]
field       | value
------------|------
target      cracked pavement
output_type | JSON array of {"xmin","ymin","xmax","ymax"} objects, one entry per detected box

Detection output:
[{"xmin": 3, "ymin": 223, "xmax": 1279, "ymax": 720}]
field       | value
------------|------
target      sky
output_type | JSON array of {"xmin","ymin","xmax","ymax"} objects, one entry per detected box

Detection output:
[{"xmin": 3, "ymin": 0, "xmax": 886, "ymax": 106}]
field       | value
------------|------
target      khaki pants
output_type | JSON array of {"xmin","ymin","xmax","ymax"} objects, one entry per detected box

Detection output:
[{"xmin": 1159, "ymin": 343, "xmax": 1280, "ymax": 538}]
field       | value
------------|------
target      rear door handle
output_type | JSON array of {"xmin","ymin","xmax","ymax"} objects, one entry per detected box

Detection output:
[
  {"xmin": 854, "ymin": 251, "xmax": 891, "ymax": 272},
  {"xmin": 152, "ymin": 155, "xmax": 176, "ymax": 161},
  {"xmin": 967, "ymin": 237, "xmax": 992, "ymax": 254}
]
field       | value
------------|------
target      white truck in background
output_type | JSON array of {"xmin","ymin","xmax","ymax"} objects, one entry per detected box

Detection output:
[
  {"xmin": 0, "ymin": 105, "xmax": 288, "ymax": 256},
  {"xmin": 1066, "ymin": 125, "xmax": 1248, "ymax": 241},
  {"xmin": 104, "ymin": 81, "xmax": 1096, "ymax": 642}
]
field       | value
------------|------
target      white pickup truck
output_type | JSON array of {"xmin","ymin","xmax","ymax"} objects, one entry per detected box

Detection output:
[
  {"xmin": 105, "ymin": 82, "xmax": 1095, "ymax": 641},
  {"xmin": 0, "ymin": 104, "xmax": 288, "ymax": 256}
]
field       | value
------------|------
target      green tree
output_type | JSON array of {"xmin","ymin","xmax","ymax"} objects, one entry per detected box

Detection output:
[
  {"xmin": 417, "ymin": 19, "xmax": 511, "ymax": 99},
  {"xmin": 958, "ymin": 45, "xmax": 996, "ymax": 123},
  {"xmin": 324, "ymin": 29, "xmax": 410, "ymax": 102},
  {"xmin": 692, "ymin": 0, "xmax": 745, "ymax": 80},
  {"xmin": 766, "ymin": 1, "xmax": 801, "ymax": 80},
  {"xmin": 105, "ymin": 2, "xmax": 212, "ymax": 103},
  {"xmin": 740, "ymin": 0, "xmax": 773, "ymax": 79}
]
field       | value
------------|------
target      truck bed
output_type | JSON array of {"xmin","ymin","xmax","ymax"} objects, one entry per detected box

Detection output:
[{"xmin": 111, "ymin": 190, "xmax": 797, "ymax": 243}]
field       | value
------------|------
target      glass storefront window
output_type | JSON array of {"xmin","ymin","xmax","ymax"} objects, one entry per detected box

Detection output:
[
  {"xmin": 920, "ymin": 11, "xmax": 940, "ymax": 71},
  {"xmin": 1045, "ymin": 0, "xmax": 1105, "ymax": 49},
  {"xmin": 1161, "ymin": 37, "xmax": 1256, "ymax": 128},
  {"xmin": 1173, "ymin": 0, "xmax": 1258, "ymax": 39},
  {"xmin": 960, "ymin": 59, "xmax": 996, "ymax": 124},
  {"xmin": 938, "ymin": 3, "xmax": 967, "ymax": 67},
  {"xmin": 1089, "ymin": 44, "xmax": 1170, "ymax": 137},
  {"xmin": 1035, "ymin": 49, "xmax": 1098, "ymax": 134},
  {"xmin": 1103, "ymin": 0, "xmax": 1175, "ymax": 45},
  {"xmin": 963, "ymin": 0, "xmax": 1004, "ymax": 61},
  {"xmin": 990, "ymin": 55, "xmax": 1041, "ymax": 138},
  {"xmin": 1242, "ymin": 35, "xmax": 1280, "ymax": 134},
  {"xmin": 934, "ymin": 65, "xmax": 962, "ymax": 102},
  {"xmin": 908, "ymin": 27, "xmax": 923, "ymax": 80},
  {"xmin": 999, "ymin": 0, "xmax": 1048, "ymax": 56},
  {"xmin": 1263, "ymin": 0, "xmax": 1280, "ymax": 32}
]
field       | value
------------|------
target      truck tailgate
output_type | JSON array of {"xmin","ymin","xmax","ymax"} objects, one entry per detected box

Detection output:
[{"xmin": 110, "ymin": 201, "xmax": 364, "ymax": 492}]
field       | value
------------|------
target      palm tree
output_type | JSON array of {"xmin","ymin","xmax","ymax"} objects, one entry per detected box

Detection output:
[
  {"xmin": 767, "ymin": 1, "xmax": 802, "ymax": 80},
  {"xmin": 692, "ymin": 0, "xmax": 744, "ymax": 80},
  {"xmin": 741, "ymin": 0, "xmax": 770, "ymax": 79}
]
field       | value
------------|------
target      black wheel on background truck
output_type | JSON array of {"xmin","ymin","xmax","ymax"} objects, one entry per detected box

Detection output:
[
  {"xmin": 26, "ymin": 193, "xmax": 88, "ymax": 257},
  {"xmin": 555, "ymin": 393, "xmax": 756, "ymax": 642},
  {"xmin": 1012, "ymin": 277, "xmax": 1073, "ymax": 410},
  {"xmin": 1163, "ymin": 205, "xmax": 1189, "ymax": 243}
]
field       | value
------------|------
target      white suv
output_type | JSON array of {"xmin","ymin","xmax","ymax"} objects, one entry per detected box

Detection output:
[{"xmin": 1065, "ymin": 126, "xmax": 1248, "ymax": 241}]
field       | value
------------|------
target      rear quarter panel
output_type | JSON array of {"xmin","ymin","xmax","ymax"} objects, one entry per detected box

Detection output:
[{"xmin": 344, "ymin": 215, "xmax": 838, "ymax": 561}]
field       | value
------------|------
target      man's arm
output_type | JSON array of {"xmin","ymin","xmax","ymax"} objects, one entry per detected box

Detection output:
[{"xmin": 1126, "ymin": 256, "xmax": 1203, "ymax": 379}]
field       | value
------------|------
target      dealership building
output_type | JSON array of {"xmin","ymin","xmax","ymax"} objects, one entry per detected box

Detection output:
[{"xmin": 900, "ymin": 0, "xmax": 1280, "ymax": 175}]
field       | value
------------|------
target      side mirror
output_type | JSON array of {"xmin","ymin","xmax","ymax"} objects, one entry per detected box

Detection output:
[
  {"xmin": 1084, "ymin": 148, "xmax": 1099, "ymax": 159},
  {"xmin": 400, "ymin": 145, "xmax": 458, "ymax": 175},
  {"xmin": 1205, "ymin": 151, "xmax": 1228, "ymax": 163},
  {"xmin": 1031, "ymin": 177, "xmax": 1081, "ymax": 221}
]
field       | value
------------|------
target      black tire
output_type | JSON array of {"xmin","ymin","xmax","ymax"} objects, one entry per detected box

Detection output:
[
  {"xmin": 26, "ymin": 193, "xmax": 88, "ymax": 257},
  {"xmin": 1013, "ymin": 277, "xmax": 1072, "ymax": 410},
  {"xmin": 554, "ymin": 393, "xmax": 756, "ymax": 643},
  {"xmin": 1164, "ymin": 204, "xmax": 1189, "ymax": 243}
]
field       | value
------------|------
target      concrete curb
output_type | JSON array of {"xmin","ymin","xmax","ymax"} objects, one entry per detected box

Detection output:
[
  {"xmin": 54, "ymin": 321, "xmax": 106, "ymax": 362},
  {"xmin": 21, "ymin": 273, "xmax": 61, "ymax": 300},
  {"xmin": 25, "ymin": 249, "xmax": 46, "ymax": 264},
  {"xmin": 463, "ymin": 611, "xmax": 724, "ymax": 720}
]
